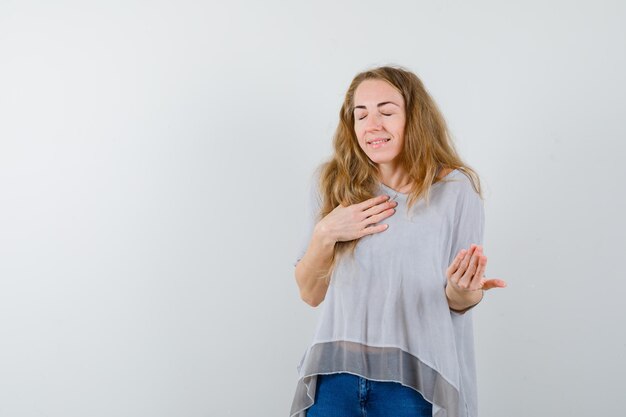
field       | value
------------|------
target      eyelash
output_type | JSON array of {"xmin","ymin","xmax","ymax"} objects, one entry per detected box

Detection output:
[{"xmin": 357, "ymin": 113, "xmax": 392, "ymax": 120}]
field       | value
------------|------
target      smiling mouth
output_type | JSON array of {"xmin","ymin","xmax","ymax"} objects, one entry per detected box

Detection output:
[{"xmin": 367, "ymin": 138, "xmax": 391, "ymax": 145}]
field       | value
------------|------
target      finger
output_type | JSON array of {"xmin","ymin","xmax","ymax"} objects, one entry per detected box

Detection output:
[
  {"xmin": 451, "ymin": 245, "xmax": 479, "ymax": 287},
  {"xmin": 482, "ymin": 278, "xmax": 507, "ymax": 290},
  {"xmin": 358, "ymin": 223, "xmax": 389, "ymax": 238},
  {"xmin": 446, "ymin": 249, "xmax": 466, "ymax": 278},
  {"xmin": 357, "ymin": 194, "xmax": 391, "ymax": 211},
  {"xmin": 361, "ymin": 206, "xmax": 396, "ymax": 228},
  {"xmin": 450, "ymin": 246, "xmax": 474, "ymax": 286},
  {"xmin": 362, "ymin": 198, "xmax": 397, "ymax": 219},
  {"xmin": 469, "ymin": 255, "xmax": 487, "ymax": 291},
  {"xmin": 466, "ymin": 248, "xmax": 485, "ymax": 286},
  {"xmin": 458, "ymin": 248, "xmax": 480, "ymax": 289},
  {"xmin": 459, "ymin": 244, "xmax": 477, "ymax": 271}
]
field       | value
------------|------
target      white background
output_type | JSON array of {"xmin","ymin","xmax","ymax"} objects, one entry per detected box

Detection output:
[{"xmin": 1, "ymin": 1, "xmax": 625, "ymax": 416}]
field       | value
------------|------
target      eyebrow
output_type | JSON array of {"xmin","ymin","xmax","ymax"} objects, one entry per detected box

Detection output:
[{"xmin": 353, "ymin": 101, "xmax": 400, "ymax": 111}]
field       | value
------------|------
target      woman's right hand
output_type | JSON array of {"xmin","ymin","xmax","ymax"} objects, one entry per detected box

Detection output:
[{"xmin": 314, "ymin": 194, "xmax": 397, "ymax": 244}]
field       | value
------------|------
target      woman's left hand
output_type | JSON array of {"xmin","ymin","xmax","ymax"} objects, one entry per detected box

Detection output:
[{"xmin": 446, "ymin": 244, "xmax": 507, "ymax": 292}]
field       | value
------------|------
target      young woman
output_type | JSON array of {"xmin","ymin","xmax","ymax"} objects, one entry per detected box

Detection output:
[{"xmin": 290, "ymin": 66, "xmax": 506, "ymax": 417}]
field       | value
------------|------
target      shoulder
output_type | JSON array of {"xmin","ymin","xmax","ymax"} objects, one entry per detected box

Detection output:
[
  {"xmin": 437, "ymin": 169, "xmax": 484, "ymax": 216},
  {"xmin": 305, "ymin": 166, "xmax": 324, "ymax": 211},
  {"xmin": 440, "ymin": 169, "xmax": 479, "ymax": 194},
  {"xmin": 437, "ymin": 167, "xmax": 455, "ymax": 180}
]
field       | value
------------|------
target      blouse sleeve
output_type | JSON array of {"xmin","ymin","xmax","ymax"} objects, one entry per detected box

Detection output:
[
  {"xmin": 446, "ymin": 177, "xmax": 485, "ymax": 314},
  {"xmin": 448, "ymin": 177, "xmax": 485, "ymax": 265},
  {"xmin": 293, "ymin": 170, "xmax": 323, "ymax": 267}
]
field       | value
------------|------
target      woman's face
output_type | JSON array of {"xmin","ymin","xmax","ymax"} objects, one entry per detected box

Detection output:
[{"xmin": 353, "ymin": 79, "xmax": 406, "ymax": 166}]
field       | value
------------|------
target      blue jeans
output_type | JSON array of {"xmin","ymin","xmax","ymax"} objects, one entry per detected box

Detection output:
[{"xmin": 306, "ymin": 372, "xmax": 432, "ymax": 417}]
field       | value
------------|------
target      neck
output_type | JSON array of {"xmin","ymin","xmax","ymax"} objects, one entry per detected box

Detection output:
[{"xmin": 377, "ymin": 163, "xmax": 411, "ymax": 192}]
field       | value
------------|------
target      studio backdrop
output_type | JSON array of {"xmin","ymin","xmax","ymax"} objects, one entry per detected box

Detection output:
[{"xmin": 0, "ymin": 1, "xmax": 624, "ymax": 416}]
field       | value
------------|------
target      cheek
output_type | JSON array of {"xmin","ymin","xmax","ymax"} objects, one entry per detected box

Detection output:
[
  {"xmin": 354, "ymin": 126, "xmax": 364, "ymax": 141},
  {"xmin": 394, "ymin": 125, "xmax": 405, "ymax": 142},
  {"xmin": 355, "ymin": 131, "xmax": 367, "ymax": 151}
]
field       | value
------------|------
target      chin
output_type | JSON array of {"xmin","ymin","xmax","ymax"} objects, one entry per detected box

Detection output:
[{"xmin": 365, "ymin": 152, "xmax": 401, "ymax": 165}]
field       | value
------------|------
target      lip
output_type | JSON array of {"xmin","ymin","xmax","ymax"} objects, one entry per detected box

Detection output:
[
  {"xmin": 367, "ymin": 138, "xmax": 391, "ymax": 149},
  {"xmin": 365, "ymin": 138, "xmax": 391, "ymax": 147},
  {"xmin": 366, "ymin": 138, "xmax": 391, "ymax": 144}
]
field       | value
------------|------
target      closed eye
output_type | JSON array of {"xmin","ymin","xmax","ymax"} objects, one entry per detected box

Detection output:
[{"xmin": 357, "ymin": 113, "xmax": 392, "ymax": 120}]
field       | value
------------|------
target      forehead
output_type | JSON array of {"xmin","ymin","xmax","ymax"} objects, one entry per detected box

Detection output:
[{"xmin": 353, "ymin": 79, "xmax": 404, "ymax": 106}]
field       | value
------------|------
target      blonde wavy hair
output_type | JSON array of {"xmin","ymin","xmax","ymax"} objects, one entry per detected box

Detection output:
[{"xmin": 314, "ymin": 65, "xmax": 482, "ymax": 282}]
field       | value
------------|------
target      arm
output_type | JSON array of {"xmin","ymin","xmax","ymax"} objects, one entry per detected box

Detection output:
[
  {"xmin": 444, "ymin": 180, "xmax": 506, "ymax": 314},
  {"xmin": 294, "ymin": 226, "xmax": 335, "ymax": 307},
  {"xmin": 293, "ymin": 176, "xmax": 397, "ymax": 307}
]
